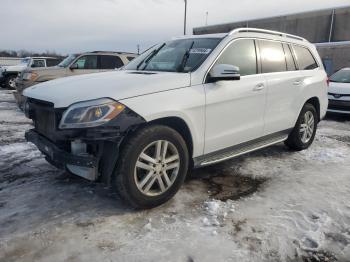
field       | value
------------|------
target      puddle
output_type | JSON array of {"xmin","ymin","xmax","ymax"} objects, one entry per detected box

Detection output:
[
  {"xmin": 203, "ymin": 174, "xmax": 266, "ymax": 201},
  {"xmin": 191, "ymin": 164, "xmax": 266, "ymax": 201}
]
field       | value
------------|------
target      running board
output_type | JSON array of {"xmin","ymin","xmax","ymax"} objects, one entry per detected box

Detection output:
[{"xmin": 193, "ymin": 130, "xmax": 290, "ymax": 167}]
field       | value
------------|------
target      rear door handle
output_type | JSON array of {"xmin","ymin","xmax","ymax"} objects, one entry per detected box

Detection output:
[{"xmin": 253, "ymin": 83, "xmax": 265, "ymax": 91}]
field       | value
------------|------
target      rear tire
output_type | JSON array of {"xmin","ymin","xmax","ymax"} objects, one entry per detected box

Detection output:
[
  {"xmin": 113, "ymin": 125, "xmax": 189, "ymax": 209},
  {"xmin": 285, "ymin": 103, "xmax": 317, "ymax": 151}
]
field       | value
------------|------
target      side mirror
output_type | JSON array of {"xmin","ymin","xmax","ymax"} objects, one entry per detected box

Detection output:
[
  {"xmin": 209, "ymin": 64, "xmax": 240, "ymax": 82},
  {"xmin": 70, "ymin": 63, "xmax": 79, "ymax": 70}
]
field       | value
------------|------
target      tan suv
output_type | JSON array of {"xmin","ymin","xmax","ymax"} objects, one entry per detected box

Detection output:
[{"xmin": 15, "ymin": 51, "xmax": 137, "ymax": 108}]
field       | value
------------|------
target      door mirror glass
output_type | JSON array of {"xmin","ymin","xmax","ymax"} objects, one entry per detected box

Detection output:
[{"xmin": 209, "ymin": 64, "xmax": 240, "ymax": 82}]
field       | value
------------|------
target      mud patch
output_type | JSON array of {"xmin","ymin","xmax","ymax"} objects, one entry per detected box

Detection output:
[
  {"xmin": 302, "ymin": 250, "xmax": 337, "ymax": 262},
  {"xmin": 202, "ymin": 174, "xmax": 266, "ymax": 201}
]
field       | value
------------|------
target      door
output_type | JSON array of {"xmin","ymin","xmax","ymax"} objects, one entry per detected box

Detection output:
[
  {"xmin": 258, "ymin": 40, "xmax": 303, "ymax": 135},
  {"xmin": 69, "ymin": 55, "xmax": 99, "ymax": 76},
  {"xmin": 204, "ymin": 39, "xmax": 267, "ymax": 154}
]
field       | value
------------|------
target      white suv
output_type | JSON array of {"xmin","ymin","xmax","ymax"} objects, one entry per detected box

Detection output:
[{"xmin": 23, "ymin": 28, "xmax": 328, "ymax": 208}]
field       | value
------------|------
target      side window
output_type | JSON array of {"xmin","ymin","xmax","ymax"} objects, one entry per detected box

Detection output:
[
  {"xmin": 46, "ymin": 59, "xmax": 60, "ymax": 67},
  {"xmin": 293, "ymin": 45, "xmax": 318, "ymax": 70},
  {"xmin": 32, "ymin": 60, "xmax": 45, "ymax": 68},
  {"xmin": 283, "ymin": 44, "xmax": 297, "ymax": 71},
  {"xmin": 74, "ymin": 55, "xmax": 98, "ymax": 69},
  {"xmin": 215, "ymin": 39, "xmax": 257, "ymax": 76},
  {"xmin": 100, "ymin": 55, "xmax": 124, "ymax": 69},
  {"xmin": 259, "ymin": 40, "xmax": 287, "ymax": 73}
]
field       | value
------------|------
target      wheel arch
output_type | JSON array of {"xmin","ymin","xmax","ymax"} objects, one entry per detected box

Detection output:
[
  {"xmin": 147, "ymin": 116, "xmax": 194, "ymax": 160},
  {"xmin": 304, "ymin": 96, "xmax": 320, "ymax": 122}
]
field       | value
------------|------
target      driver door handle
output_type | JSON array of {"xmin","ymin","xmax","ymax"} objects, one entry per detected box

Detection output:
[{"xmin": 253, "ymin": 83, "xmax": 265, "ymax": 91}]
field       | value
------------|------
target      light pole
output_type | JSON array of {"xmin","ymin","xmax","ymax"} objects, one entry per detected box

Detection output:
[
  {"xmin": 205, "ymin": 11, "xmax": 208, "ymax": 26},
  {"xmin": 184, "ymin": 0, "xmax": 187, "ymax": 35}
]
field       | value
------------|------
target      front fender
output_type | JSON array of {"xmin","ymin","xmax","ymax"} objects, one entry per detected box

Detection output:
[{"xmin": 120, "ymin": 85, "xmax": 206, "ymax": 157}]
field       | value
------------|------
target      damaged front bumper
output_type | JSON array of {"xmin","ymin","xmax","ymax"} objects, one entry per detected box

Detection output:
[
  {"xmin": 25, "ymin": 130, "xmax": 98, "ymax": 168},
  {"xmin": 24, "ymin": 97, "xmax": 145, "ymax": 182}
]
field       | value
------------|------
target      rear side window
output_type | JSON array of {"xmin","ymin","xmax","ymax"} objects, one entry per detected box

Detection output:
[
  {"xmin": 293, "ymin": 45, "xmax": 318, "ymax": 70},
  {"xmin": 100, "ymin": 55, "xmax": 124, "ymax": 69},
  {"xmin": 216, "ymin": 39, "xmax": 257, "ymax": 76},
  {"xmin": 127, "ymin": 56, "xmax": 135, "ymax": 62},
  {"xmin": 258, "ymin": 40, "xmax": 287, "ymax": 73},
  {"xmin": 283, "ymin": 44, "xmax": 297, "ymax": 71},
  {"xmin": 46, "ymin": 59, "xmax": 61, "ymax": 67}
]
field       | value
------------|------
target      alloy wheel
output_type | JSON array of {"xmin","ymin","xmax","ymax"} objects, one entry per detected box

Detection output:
[
  {"xmin": 8, "ymin": 77, "xmax": 16, "ymax": 89},
  {"xmin": 134, "ymin": 140, "xmax": 180, "ymax": 196},
  {"xmin": 299, "ymin": 111, "xmax": 314, "ymax": 143}
]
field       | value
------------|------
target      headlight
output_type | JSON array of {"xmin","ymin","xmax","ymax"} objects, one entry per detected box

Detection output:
[
  {"xmin": 59, "ymin": 98, "xmax": 125, "ymax": 129},
  {"xmin": 23, "ymin": 72, "xmax": 38, "ymax": 81}
]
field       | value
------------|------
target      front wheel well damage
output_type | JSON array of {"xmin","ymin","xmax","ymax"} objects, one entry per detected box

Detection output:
[{"xmin": 100, "ymin": 116, "xmax": 194, "ymax": 185}]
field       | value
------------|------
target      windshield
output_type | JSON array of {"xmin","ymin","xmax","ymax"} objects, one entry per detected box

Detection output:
[
  {"xmin": 20, "ymin": 58, "xmax": 31, "ymax": 66},
  {"xmin": 58, "ymin": 54, "xmax": 79, "ymax": 68},
  {"xmin": 330, "ymin": 69, "xmax": 350, "ymax": 83},
  {"xmin": 124, "ymin": 38, "xmax": 222, "ymax": 72}
]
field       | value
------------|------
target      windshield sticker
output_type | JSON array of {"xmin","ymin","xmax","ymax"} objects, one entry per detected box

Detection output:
[{"xmin": 189, "ymin": 48, "xmax": 211, "ymax": 55}]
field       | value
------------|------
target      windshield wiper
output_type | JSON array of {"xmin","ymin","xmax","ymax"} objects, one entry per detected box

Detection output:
[
  {"xmin": 136, "ymin": 43, "xmax": 166, "ymax": 70},
  {"xmin": 177, "ymin": 41, "xmax": 194, "ymax": 72}
]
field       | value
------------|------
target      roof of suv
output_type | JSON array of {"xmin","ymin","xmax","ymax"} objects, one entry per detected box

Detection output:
[
  {"xmin": 84, "ymin": 51, "xmax": 137, "ymax": 56},
  {"xmin": 177, "ymin": 27, "xmax": 309, "ymax": 45},
  {"xmin": 26, "ymin": 57, "xmax": 59, "ymax": 59}
]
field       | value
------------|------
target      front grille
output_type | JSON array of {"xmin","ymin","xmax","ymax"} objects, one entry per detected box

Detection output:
[
  {"xmin": 328, "ymin": 99, "xmax": 350, "ymax": 112},
  {"xmin": 28, "ymin": 98, "xmax": 60, "ymax": 141},
  {"xmin": 35, "ymin": 109, "xmax": 56, "ymax": 138}
]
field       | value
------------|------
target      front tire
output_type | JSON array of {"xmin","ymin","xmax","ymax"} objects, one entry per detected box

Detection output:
[
  {"xmin": 5, "ymin": 75, "xmax": 17, "ymax": 89},
  {"xmin": 285, "ymin": 103, "xmax": 317, "ymax": 151},
  {"xmin": 114, "ymin": 125, "xmax": 189, "ymax": 209}
]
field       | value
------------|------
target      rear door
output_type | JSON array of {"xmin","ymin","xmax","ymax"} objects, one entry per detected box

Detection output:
[{"xmin": 258, "ymin": 40, "xmax": 303, "ymax": 135}]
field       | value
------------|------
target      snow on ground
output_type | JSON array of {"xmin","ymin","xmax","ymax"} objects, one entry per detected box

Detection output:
[{"xmin": 0, "ymin": 88, "xmax": 349, "ymax": 262}]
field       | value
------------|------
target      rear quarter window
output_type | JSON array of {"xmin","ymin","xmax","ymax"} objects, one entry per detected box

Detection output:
[{"xmin": 293, "ymin": 45, "xmax": 318, "ymax": 70}]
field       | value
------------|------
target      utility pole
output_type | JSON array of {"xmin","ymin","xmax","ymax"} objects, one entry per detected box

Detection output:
[
  {"xmin": 205, "ymin": 11, "xmax": 208, "ymax": 26},
  {"xmin": 184, "ymin": 0, "xmax": 187, "ymax": 35}
]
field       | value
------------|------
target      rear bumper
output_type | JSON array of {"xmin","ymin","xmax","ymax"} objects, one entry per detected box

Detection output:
[{"xmin": 25, "ymin": 129, "xmax": 98, "ymax": 169}]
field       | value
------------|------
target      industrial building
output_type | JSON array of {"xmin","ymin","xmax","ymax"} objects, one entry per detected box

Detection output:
[{"xmin": 193, "ymin": 6, "xmax": 350, "ymax": 75}]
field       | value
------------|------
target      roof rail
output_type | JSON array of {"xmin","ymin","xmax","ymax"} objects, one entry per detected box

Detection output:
[
  {"xmin": 90, "ymin": 51, "xmax": 137, "ymax": 55},
  {"xmin": 228, "ymin": 28, "xmax": 307, "ymax": 42}
]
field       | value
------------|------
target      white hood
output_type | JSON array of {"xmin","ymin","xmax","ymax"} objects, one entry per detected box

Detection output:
[
  {"xmin": 23, "ymin": 70, "xmax": 191, "ymax": 108},
  {"xmin": 3, "ymin": 64, "xmax": 27, "ymax": 72},
  {"xmin": 328, "ymin": 81, "xmax": 350, "ymax": 95}
]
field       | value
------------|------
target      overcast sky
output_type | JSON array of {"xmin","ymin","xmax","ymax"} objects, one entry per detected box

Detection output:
[{"xmin": 1, "ymin": 0, "xmax": 349, "ymax": 54}]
